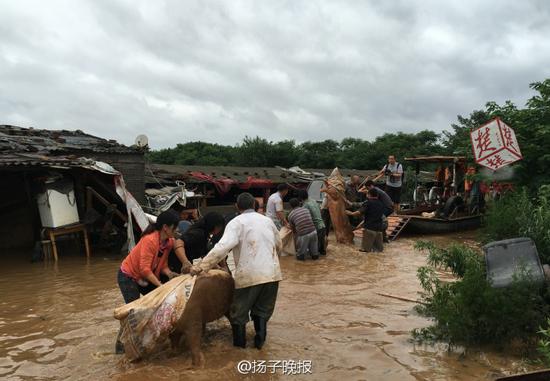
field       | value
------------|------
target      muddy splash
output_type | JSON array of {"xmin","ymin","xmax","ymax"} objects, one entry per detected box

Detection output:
[{"xmin": 0, "ymin": 233, "xmax": 543, "ymax": 380}]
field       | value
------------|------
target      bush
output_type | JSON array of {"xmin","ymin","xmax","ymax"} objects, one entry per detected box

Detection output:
[
  {"xmin": 414, "ymin": 241, "xmax": 549, "ymax": 347},
  {"xmin": 482, "ymin": 185, "xmax": 550, "ymax": 263},
  {"xmin": 522, "ymin": 186, "xmax": 550, "ymax": 263},
  {"xmin": 481, "ymin": 189, "xmax": 532, "ymax": 243},
  {"xmin": 538, "ymin": 318, "xmax": 550, "ymax": 365}
]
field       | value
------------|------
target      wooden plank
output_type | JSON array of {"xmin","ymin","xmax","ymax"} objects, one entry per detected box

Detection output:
[
  {"xmin": 376, "ymin": 292, "xmax": 425, "ymax": 305},
  {"xmin": 86, "ymin": 187, "xmax": 127, "ymax": 223}
]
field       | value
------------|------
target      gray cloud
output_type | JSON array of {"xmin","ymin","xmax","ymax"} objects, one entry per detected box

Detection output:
[{"xmin": 1, "ymin": 0, "xmax": 549, "ymax": 148}]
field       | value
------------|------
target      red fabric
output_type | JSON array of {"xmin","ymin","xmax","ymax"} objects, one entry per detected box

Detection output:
[
  {"xmin": 189, "ymin": 172, "xmax": 237, "ymax": 195},
  {"xmin": 189, "ymin": 172, "xmax": 274, "ymax": 193},
  {"xmin": 121, "ymin": 231, "xmax": 174, "ymax": 280},
  {"xmin": 238, "ymin": 176, "xmax": 274, "ymax": 190},
  {"xmin": 490, "ymin": 181, "xmax": 513, "ymax": 194}
]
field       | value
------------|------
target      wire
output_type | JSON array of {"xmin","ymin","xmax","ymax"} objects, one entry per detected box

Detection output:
[{"xmin": 145, "ymin": 160, "xmax": 164, "ymax": 188}]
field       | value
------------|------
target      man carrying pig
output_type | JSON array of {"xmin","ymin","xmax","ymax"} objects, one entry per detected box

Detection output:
[{"xmin": 192, "ymin": 192, "xmax": 283, "ymax": 350}]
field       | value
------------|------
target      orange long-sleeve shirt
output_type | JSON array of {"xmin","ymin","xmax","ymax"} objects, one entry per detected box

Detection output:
[{"xmin": 120, "ymin": 231, "xmax": 174, "ymax": 280}]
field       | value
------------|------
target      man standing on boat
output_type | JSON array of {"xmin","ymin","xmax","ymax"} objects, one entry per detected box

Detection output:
[{"xmin": 373, "ymin": 155, "xmax": 404, "ymax": 213}]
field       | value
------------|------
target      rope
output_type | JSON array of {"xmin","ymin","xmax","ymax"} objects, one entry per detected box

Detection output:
[{"xmin": 145, "ymin": 160, "xmax": 164, "ymax": 188}]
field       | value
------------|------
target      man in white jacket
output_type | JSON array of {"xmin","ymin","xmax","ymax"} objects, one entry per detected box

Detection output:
[{"xmin": 193, "ymin": 192, "xmax": 283, "ymax": 349}]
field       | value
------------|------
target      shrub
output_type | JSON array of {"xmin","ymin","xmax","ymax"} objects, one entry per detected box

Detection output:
[
  {"xmin": 482, "ymin": 185, "xmax": 550, "ymax": 263},
  {"xmin": 481, "ymin": 189, "xmax": 532, "ymax": 243},
  {"xmin": 414, "ymin": 241, "xmax": 549, "ymax": 347},
  {"xmin": 537, "ymin": 318, "xmax": 550, "ymax": 365}
]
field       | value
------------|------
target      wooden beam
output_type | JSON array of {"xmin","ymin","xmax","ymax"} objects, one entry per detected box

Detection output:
[{"xmin": 86, "ymin": 186, "xmax": 127, "ymax": 222}]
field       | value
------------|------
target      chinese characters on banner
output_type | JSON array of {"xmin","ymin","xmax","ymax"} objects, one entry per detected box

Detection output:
[{"xmin": 470, "ymin": 117, "xmax": 522, "ymax": 171}]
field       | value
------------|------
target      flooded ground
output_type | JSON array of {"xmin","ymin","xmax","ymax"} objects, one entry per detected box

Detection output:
[{"xmin": 0, "ymin": 232, "xmax": 544, "ymax": 380}]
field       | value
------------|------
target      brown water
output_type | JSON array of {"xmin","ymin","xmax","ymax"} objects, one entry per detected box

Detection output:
[{"xmin": 0, "ymin": 233, "xmax": 543, "ymax": 381}]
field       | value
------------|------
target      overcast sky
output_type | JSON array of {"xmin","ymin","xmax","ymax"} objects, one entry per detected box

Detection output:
[{"xmin": 1, "ymin": 1, "xmax": 549, "ymax": 149}]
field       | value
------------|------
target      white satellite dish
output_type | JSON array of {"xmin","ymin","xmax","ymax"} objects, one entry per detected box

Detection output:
[{"xmin": 135, "ymin": 134, "xmax": 149, "ymax": 148}]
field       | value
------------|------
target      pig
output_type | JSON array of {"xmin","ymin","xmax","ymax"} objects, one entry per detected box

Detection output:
[
  {"xmin": 322, "ymin": 182, "xmax": 354, "ymax": 244},
  {"xmin": 169, "ymin": 268, "xmax": 234, "ymax": 366}
]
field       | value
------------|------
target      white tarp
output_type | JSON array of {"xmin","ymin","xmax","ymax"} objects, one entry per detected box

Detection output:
[
  {"xmin": 114, "ymin": 274, "xmax": 197, "ymax": 361},
  {"xmin": 115, "ymin": 175, "xmax": 151, "ymax": 250}
]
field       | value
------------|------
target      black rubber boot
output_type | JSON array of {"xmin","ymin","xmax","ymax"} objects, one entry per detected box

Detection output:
[
  {"xmin": 232, "ymin": 324, "xmax": 246, "ymax": 348},
  {"xmin": 252, "ymin": 315, "xmax": 267, "ymax": 350}
]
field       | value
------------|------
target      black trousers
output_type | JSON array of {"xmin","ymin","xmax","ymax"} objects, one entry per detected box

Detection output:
[
  {"xmin": 230, "ymin": 281, "xmax": 279, "ymax": 326},
  {"xmin": 117, "ymin": 269, "xmax": 141, "ymax": 304},
  {"xmin": 317, "ymin": 228, "xmax": 326, "ymax": 254},
  {"xmin": 321, "ymin": 209, "xmax": 331, "ymax": 237}
]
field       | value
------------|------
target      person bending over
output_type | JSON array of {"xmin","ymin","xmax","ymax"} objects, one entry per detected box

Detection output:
[{"xmin": 192, "ymin": 193, "xmax": 283, "ymax": 350}]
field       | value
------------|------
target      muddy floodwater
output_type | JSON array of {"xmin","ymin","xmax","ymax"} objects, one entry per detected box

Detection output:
[{"xmin": 0, "ymin": 233, "xmax": 544, "ymax": 380}]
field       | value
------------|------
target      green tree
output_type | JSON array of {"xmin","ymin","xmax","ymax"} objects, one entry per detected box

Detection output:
[
  {"xmin": 441, "ymin": 110, "xmax": 491, "ymax": 160},
  {"xmin": 298, "ymin": 140, "xmax": 341, "ymax": 168},
  {"xmin": 235, "ymin": 136, "xmax": 274, "ymax": 167},
  {"xmin": 337, "ymin": 138, "xmax": 373, "ymax": 169},
  {"xmin": 146, "ymin": 142, "xmax": 236, "ymax": 165},
  {"xmin": 270, "ymin": 140, "xmax": 302, "ymax": 168}
]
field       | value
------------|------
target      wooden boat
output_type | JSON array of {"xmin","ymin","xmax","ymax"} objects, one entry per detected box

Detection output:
[
  {"xmin": 398, "ymin": 213, "xmax": 482, "ymax": 234},
  {"xmin": 397, "ymin": 155, "xmax": 483, "ymax": 235},
  {"xmin": 495, "ymin": 369, "xmax": 550, "ymax": 381}
]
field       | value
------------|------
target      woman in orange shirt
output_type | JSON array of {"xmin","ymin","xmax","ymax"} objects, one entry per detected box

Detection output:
[{"xmin": 115, "ymin": 210, "xmax": 180, "ymax": 353}]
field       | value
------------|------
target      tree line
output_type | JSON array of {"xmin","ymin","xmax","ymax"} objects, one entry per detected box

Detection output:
[
  {"xmin": 147, "ymin": 130, "xmax": 443, "ymax": 170},
  {"xmin": 148, "ymin": 79, "xmax": 550, "ymax": 188}
]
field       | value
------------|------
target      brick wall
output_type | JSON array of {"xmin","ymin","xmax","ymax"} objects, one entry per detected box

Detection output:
[{"xmin": 89, "ymin": 153, "xmax": 145, "ymax": 204}]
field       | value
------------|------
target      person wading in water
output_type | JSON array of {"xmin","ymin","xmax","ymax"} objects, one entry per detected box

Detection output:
[
  {"xmin": 191, "ymin": 192, "xmax": 283, "ymax": 350},
  {"xmin": 166, "ymin": 212, "xmax": 225, "ymax": 276},
  {"xmin": 115, "ymin": 210, "xmax": 181, "ymax": 354}
]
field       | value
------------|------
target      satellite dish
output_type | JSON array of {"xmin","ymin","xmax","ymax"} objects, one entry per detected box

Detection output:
[{"xmin": 135, "ymin": 134, "xmax": 149, "ymax": 148}]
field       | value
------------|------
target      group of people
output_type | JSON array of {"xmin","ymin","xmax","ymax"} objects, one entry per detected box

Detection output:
[
  {"xmin": 114, "ymin": 155, "xmax": 405, "ymax": 354},
  {"xmin": 345, "ymin": 155, "xmax": 404, "ymax": 253},
  {"xmin": 265, "ymin": 184, "xmax": 326, "ymax": 261},
  {"xmin": 115, "ymin": 192, "xmax": 283, "ymax": 354}
]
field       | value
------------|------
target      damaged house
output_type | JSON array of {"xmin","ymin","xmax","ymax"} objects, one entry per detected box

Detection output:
[
  {"xmin": 0, "ymin": 125, "xmax": 147, "ymax": 258},
  {"xmin": 145, "ymin": 164, "xmax": 378, "ymax": 216}
]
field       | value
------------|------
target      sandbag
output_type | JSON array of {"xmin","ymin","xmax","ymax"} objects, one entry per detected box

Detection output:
[
  {"xmin": 279, "ymin": 226, "xmax": 296, "ymax": 256},
  {"xmin": 114, "ymin": 274, "xmax": 196, "ymax": 361}
]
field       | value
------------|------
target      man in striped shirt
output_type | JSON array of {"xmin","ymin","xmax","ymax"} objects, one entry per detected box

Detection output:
[{"xmin": 288, "ymin": 198, "xmax": 319, "ymax": 261}]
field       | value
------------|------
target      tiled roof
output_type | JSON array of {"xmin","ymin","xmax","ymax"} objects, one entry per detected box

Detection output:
[
  {"xmin": 0, "ymin": 125, "xmax": 141, "ymax": 156},
  {"xmin": 146, "ymin": 164, "xmax": 379, "ymax": 185}
]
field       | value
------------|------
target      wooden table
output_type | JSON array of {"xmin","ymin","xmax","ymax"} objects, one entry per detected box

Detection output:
[{"xmin": 44, "ymin": 223, "xmax": 91, "ymax": 261}]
